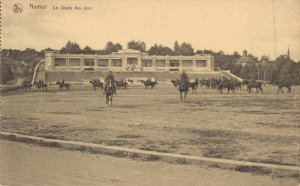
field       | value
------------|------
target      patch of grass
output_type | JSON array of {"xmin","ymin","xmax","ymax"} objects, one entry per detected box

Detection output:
[
  {"xmin": 103, "ymin": 140, "xmax": 131, "ymax": 146},
  {"xmin": 116, "ymin": 134, "xmax": 143, "ymax": 139},
  {"xmin": 50, "ymin": 111, "xmax": 79, "ymax": 115},
  {"xmin": 37, "ymin": 134, "xmax": 65, "ymax": 140},
  {"xmin": 129, "ymin": 153, "xmax": 139, "ymax": 159},
  {"xmin": 207, "ymin": 163, "xmax": 220, "ymax": 168},
  {"xmin": 234, "ymin": 165, "xmax": 271, "ymax": 175},
  {"xmin": 175, "ymin": 157, "xmax": 190, "ymax": 165},
  {"xmin": 145, "ymin": 155, "xmax": 161, "ymax": 161}
]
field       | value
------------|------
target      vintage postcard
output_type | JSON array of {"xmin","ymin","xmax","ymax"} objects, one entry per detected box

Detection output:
[{"xmin": 1, "ymin": 0, "xmax": 300, "ymax": 185}]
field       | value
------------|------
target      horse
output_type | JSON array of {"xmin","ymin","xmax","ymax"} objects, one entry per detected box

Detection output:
[
  {"xmin": 115, "ymin": 81, "xmax": 128, "ymax": 89},
  {"xmin": 105, "ymin": 80, "xmax": 114, "ymax": 106},
  {"xmin": 35, "ymin": 81, "xmax": 48, "ymax": 91},
  {"xmin": 234, "ymin": 81, "xmax": 242, "ymax": 90},
  {"xmin": 188, "ymin": 79, "xmax": 199, "ymax": 94},
  {"xmin": 178, "ymin": 82, "xmax": 189, "ymax": 101},
  {"xmin": 141, "ymin": 80, "xmax": 157, "ymax": 89},
  {"xmin": 21, "ymin": 80, "xmax": 32, "ymax": 91},
  {"xmin": 243, "ymin": 80, "xmax": 264, "ymax": 94},
  {"xmin": 275, "ymin": 80, "xmax": 292, "ymax": 94},
  {"xmin": 90, "ymin": 79, "xmax": 103, "ymax": 90},
  {"xmin": 127, "ymin": 79, "xmax": 134, "ymax": 84},
  {"xmin": 216, "ymin": 80, "xmax": 235, "ymax": 94},
  {"xmin": 171, "ymin": 79, "xmax": 179, "ymax": 89},
  {"xmin": 56, "ymin": 81, "xmax": 71, "ymax": 91}
]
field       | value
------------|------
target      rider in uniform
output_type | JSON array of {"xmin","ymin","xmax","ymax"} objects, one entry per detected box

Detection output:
[
  {"xmin": 179, "ymin": 71, "xmax": 189, "ymax": 87},
  {"xmin": 104, "ymin": 71, "xmax": 117, "ymax": 95}
]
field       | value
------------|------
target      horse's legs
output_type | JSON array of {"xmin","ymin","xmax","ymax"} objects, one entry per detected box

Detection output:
[
  {"xmin": 260, "ymin": 87, "xmax": 263, "ymax": 94},
  {"xmin": 277, "ymin": 88, "xmax": 280, "ymax": 94},
  {"xmin": 281, "ymin": 88, "xmax": 284, "ymax": 94},
  {"xmin": 288, "ymin": 87, "xmax": 291, "ymax": 93}
]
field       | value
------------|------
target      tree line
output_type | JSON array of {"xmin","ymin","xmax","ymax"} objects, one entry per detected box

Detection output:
[{"xmin": 1, "ymin": 40, "xmax": 300, "ymax": 84}]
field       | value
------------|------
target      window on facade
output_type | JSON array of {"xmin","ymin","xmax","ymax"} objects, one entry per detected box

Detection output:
[
  {"xmin": 169, "ymin": 60, "xmax": 180, "ymax": 67},
  {"xmin": 112, "ymin": 59, "xmax": 122, "ymax": 67},
  {"xmin": 54, "ymin": 58, "xmax": 66, "ymax": 66},
  {"xmin": 127, "ymin": 58, "xmax": 138, "ymax": 65},
  {"xmin": 182, "ymin": 60, "xmax": 193, "ymax": 67},
  {"xmin": 155, "ymin": 60, "xmax": 166, "ymax": 67},
  {"xmin": 84, "ymin": 59, "xmax": 95, "ymax": 66},
  {"xmin": 142, "ymin": 60, "xmax": 152, "ymax": 67},
  {"xmin": 69, "ymin": 58, "xmax": 80, "ymax": 66},
  {"xmin": 196, "ymin": 60, "xmax": 207, "ymax": 67},
  {"xmin": 98, "ymin": 59, "xmax": 109, "ymax": 67}
]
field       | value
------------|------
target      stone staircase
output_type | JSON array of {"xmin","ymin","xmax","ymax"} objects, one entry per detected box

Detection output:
[{"xmin": 216, "ymin": 67, "xmax": 243, "ymax": 82}]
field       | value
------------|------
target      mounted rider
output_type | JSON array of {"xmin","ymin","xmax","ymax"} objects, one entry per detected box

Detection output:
[
  {"xmin": 180, "ymin": 70, "xmax": 189, "ymax": 83},
  {"xmin": 104, "ymin": 70, "xmax": 117, "ymax": 95}
]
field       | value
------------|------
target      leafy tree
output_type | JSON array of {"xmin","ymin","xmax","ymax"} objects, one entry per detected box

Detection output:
[
  {"xmin": 179, "ymin": 42, "xmax": 194, "ymax": 56},
  {"xmin": 173, "ymin": 40, "xmax": 180, "ymax": 55},
  {"xmin": 83, "ymin": 46, "xmax": 95, "ymax": 54},
  {"xmin": 60, "ymin": 41, "xmax": 82, "ymax": 54},
  {"xmin": 233, "ymin": 51, "xmax": 241, "ymax": 58},
  {"xmin": 127, "ymin": 40, "xmax": 146, "ymax": 52},
  {"xmin": 231, "ymin": 64, "xmax": 242, "ymax": 75},
  {"xmin": 148, "ymin": 44, "xmax": 173, "ymax": 56},
  {"xmin": 1, "ymin": 62, "xmax": 14, "ymax": 84},
  {"xmin": 239, "ymin": 65, "xmax": 250, "ymax": 79},
  {"xmin": 104, "ymin": 41, "xmax": 122, "ymax": 54},
  {"xmin": 195, "ymin": 50, "xmax": 204, "ymax": 54}
]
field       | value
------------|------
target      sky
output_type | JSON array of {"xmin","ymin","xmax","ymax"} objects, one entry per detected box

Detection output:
[{"xmin": 2, "ymin": 0, "xmax": 300, "ymax": 61}]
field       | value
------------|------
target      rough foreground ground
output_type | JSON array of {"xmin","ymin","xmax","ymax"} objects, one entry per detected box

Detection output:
[
  {"xmin": 1, "ymin": 140, "xmax": 298, "ymax": 186},
  {"xmin": 1, "ymin": 84, "xmax": 300, "ymax": 167}
]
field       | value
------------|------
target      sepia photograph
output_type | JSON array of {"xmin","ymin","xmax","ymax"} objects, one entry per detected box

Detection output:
[{"xmin": 1, "ymin": 0, "xmax": 300, "ymax": 185}]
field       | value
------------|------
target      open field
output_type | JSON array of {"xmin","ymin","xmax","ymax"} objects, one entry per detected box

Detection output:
[{"xmin": 1, "ymin": 84, "xmax": 300, "ymax": 167}]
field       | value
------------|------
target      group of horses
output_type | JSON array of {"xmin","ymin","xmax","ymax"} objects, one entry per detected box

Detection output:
[
  {"xmin": 21, "ymin": 80, "xmax": 47, "ymax": 92},
  {"xmin": 141, "ymin": 80, "xmax": 157, "ymax": 89},
  {"xmin": 171, "ymin": 77, "xmax": 293, "ymax": 101},
  {"xmin": 20, "ymin": 76, "xmax": 293, "ymax": 105},
  {"xmin": 89, "ymin": 79, "xmax": 129, "ymax": 90},
  {"xmin": 171, "ymin": 79, "xmax": 200, "ymax": 100}
]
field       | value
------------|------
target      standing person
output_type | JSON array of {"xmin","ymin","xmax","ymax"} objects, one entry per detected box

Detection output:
[
  {"xmin": 62, "ymin": 78, "xmax": 65, "ymax": 85},
  {"xmin": 103, "ymin": 71, "xmax": 117, "ymax": 95}
]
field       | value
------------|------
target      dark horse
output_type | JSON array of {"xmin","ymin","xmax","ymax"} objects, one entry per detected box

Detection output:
[
  {"xmin": 115, "ymin": 81, "xmax": 128, "ymax": 89},
  {"xmin": 243, "ymin": 80, "xmax": 264, "ymax": 94},
  {"xmin": 217, "ymin": 81, "xmax": 236, "ymax": 94},
  {"xmin": 56, "ymin": 81, "xmax": 71, "ymax": 91},
  {"xmin": 275, "ymin": 80, "xmax": 292, "ymax": 94},
  {"xmin": 105, "ymin": 80, "xmax": 114, "ymax": 106},
  {"xmin": 178, "ymin": 82, "xmax": 189, "ymax": 101},
  {"xmin": 21, "ymin": 80, "xmax": 32, "ymax": 91},
  {"xmin": 171, "ymin": 79, "xmax": 179, "ymax": 89},
  {"xmin": 188, "ymin": 79, "xmax": 199, "ymax": 94},
  {"xmin": 90, "ymin": 79, "xmax": 103, "ymax": 90},
  {"xmin": 35, "ymin": 81, "xmax": 48, "ymax": 91},
  {"xmin": 141, "ymin": 80, "xmax": 157, "ymax": 89}
]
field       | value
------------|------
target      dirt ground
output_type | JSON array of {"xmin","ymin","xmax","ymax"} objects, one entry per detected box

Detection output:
[
  {"xmin": 1, "ymin": 140, "xmax": 298, "ymax": 186},
  {"xmin": 1, "ymin": 83, "xmax": 300, "ymax": 167}
]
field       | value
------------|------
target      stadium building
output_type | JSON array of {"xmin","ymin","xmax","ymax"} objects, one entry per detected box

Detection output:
[
  {"xmin": 42, "ymin": 49, "xmax": 241, "ymax": 83},
  {"xmin": 45, "ymin": 49, "xmax": 215, "ymax": 73}
]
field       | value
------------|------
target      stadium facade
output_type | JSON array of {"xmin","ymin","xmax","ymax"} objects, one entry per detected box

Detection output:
[{"xmin": 45, "ymin": 49, "xmax": 215, "ymax": 73}]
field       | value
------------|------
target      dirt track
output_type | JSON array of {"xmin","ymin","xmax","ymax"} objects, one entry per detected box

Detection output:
[{"xmin": 1, "ymin": 84, "xmax": 300, "ymax": 167}]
